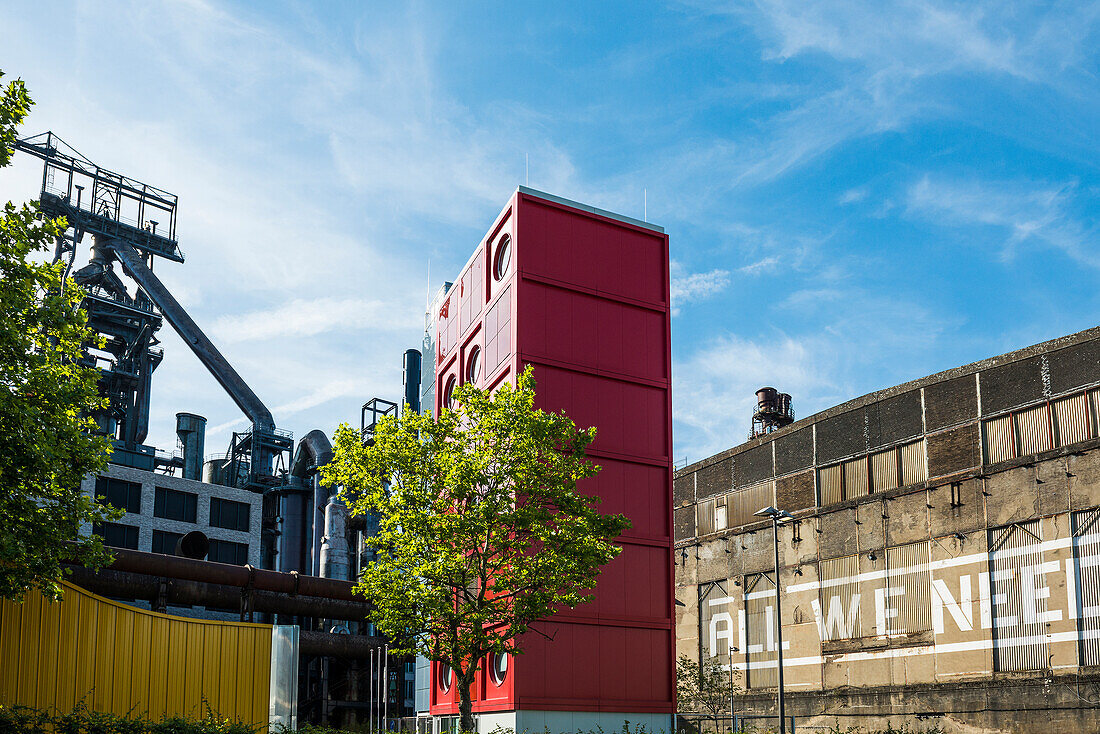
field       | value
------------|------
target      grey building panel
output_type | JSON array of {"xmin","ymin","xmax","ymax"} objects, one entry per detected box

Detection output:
[
  {"xmin": 980, "ymin": 355, "xmax": 1045, "ymax": 415},
  {"xmin": 866, "ymin": 390, "xmax": 923, "ymax": 450},
  {"xmin": 1049, "ymin": 339, "xmax": 1100, "ymax": 396},
  {"xmin": 81, "ymin": 463, "xmax": 263, "ymax": 621},
  {"xmin": 733, "ymin": 443, "xmax": 774, "ymax": 488},
  {"xmin": 695, "ymin": 457, "xmax": 732, "ymax": 500},
  {"xmin": 923, "ymin": 375, "xmax": 978, "ymax": 432},
  {"xmin": 774, "ymin": 427, "xmax": 814, "ymax": 477},
  {"xmin": 816, "ymin": 409, "xmax": 866, "ymax": 464}
]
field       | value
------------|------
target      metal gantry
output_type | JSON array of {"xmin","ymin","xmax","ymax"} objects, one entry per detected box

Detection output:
[{"xmin": 12, "ymin": 131, "xmax": 290, "ymax": 488}]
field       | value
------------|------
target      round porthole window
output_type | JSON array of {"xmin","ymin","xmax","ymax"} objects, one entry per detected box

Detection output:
[
  {"xmin": 493, "ymin": 235, "xmax": 511, "ymax": 281},
  {"xmin": 466, "ymin": 346, "xmax": 481, "ymax": 383},
  {"xmin": 443, "ymin": 375, "xmax": 457, "ymax": 409},
  {"xmin": 439, "ymin": 663, "xmax": 453, "ymax": 692},
  {"xmin": 490, "ymin": 652, "xmax": 508, "ymax": 685}
]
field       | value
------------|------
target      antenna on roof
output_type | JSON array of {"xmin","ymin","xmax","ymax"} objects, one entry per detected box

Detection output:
[
  {"xmin": 644, "ymin": 188, "xmax": 647, "ymax": 220},
  {"xmin": 525, "ymin": 153, "xmax": 529, "ymax": 186}
]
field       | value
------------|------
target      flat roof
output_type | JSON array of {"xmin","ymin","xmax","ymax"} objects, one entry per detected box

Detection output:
[{"xmin": 517, "ymin": 186, "xmax": 665, "ymax": 234}]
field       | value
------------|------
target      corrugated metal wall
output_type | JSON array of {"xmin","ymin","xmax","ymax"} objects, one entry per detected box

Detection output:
[
  {"xmin": 989, "ymin": 521, "xmax": 1047, "ymax": 672},
  {"xmin": 819, "ymin": 555, "xmax": 861, "ymax": 640},
  {"xmin": 843, "ymin": 458, "xmax": 869, "ymax": 500},
  {"xmin": 819, "ymin": 465, "xmax": 842, "ymax": 505},
  {"xmin": 886, "ymin": 541, "xmax": 932, "ymax": 635},
  {"xmin": 983, "ymin": 414, "xmax": 1015, "ymax": 464},
  {"xmin": 0, "ymin": 580, "xmax": 272, "ymax": 728},
  {"xmin": 1015, "ymin": 405, "xmax": 1053, "ymax": 456},
  {"xmin": 899, "ymin": 440, "xmax": 927, "ymax": 485},
  {"xmin": 744, "ymin": 574, "xmax": 778, "ymax": 689},
  {"xmin": 1073, "ymin": 510, "xmax": 1100, "ymax": 666},
  {"xmin": 1054, "ymin": 394, "xmax": 1092, "ymax": 447},
  {"xmin": 871, "ymin": 448, "xmax": 898, "ymax": 492}
]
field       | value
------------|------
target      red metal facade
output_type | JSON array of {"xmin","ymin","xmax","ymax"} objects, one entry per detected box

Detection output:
[{"xmin": 430, "ymin": 189, "xmax": 674, "ymax": 716}]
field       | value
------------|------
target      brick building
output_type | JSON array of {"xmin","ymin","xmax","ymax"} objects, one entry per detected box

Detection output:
[{"xmin": 674, "ymin": 326, "xmax": 1100, "ymax": 733}]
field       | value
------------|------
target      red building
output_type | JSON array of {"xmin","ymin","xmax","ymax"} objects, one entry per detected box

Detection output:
[{"xmin": 430, "ymin": 188, "xmax": 674, "ymax": 732}]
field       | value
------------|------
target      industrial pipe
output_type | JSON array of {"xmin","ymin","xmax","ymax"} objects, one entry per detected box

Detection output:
[
  {"xmin": 63, "ymin": 565, "xmax": 371, "ymax": 621},
  {"xmin": 71, "ymin": 545, "xmax": 361, "ymax": 601}
]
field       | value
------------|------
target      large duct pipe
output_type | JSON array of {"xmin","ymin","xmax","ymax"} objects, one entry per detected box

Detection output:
[
  {"xmin": 175, "ymin": 412, "xmax": 206, "ymax": 480},
  {"xmin": 290, "ymin": 430, "xmax": 334, "ymax": 578},
  {"xmin": 402, "ymin": 348, "xmax": 421, "ymax": 415},
  {"xmin": 320, "ymin": 498, "xmax": 350, "ymax": 582},
  {"xmin": 68, "ymin": 545, "xmax": 361, "ymax": 601},
  {"xmin": 64, "ymin": 565, "xmax": 371, "ymax": 622}
]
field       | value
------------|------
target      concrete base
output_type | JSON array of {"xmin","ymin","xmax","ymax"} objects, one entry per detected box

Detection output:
[{"xmin": 454, "ymin": 710, "xmax": 673, "ymax": 734}]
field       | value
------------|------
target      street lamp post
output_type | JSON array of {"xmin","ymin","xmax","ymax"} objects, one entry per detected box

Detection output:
[{"xmin": 753, "ymin": 506, "xmax": 793, "ymax": 734}]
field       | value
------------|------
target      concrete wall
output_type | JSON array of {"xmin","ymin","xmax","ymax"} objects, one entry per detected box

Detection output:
[{"xmin": 675, "ymin": 326, "xmax": 1100, "ymax": 733}]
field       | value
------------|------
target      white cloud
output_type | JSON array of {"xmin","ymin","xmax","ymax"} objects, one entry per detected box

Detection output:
[
  {"xmin": 209, "ymin": 298, "xmax": 421, "ymax": 343},
  {"xmin": 669, "ymin": 261, "xmax": 731, "ymax": 316},
  {"xmin": 906, "ymin": 175, "xmax": 1097, "ymax": 267},
  {"xmin": 738, "ymin": 256, "xmax": 779, "ymax": 275},
  {"xmin": 674, "ymin": 334, "xmax": 835, "ymax": 462},
  {"xmin": 839, "ymin": 188, "xmax": 867, "ymax": 205}
]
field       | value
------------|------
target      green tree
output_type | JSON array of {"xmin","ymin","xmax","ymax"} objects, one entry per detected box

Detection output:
[
  {"xmin": 323, "ymin": 366, "xmax": 631, "ymax": 732},
  {"xmin": 0, "ymin": 71, "xmax": 115, "ymax": 601},
  {"xmin": 677, "ymin": 654, "xmax": 742, "ymax": 734}
]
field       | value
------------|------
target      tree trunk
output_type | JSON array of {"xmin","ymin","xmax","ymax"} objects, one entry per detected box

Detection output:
[{"xmin": 458, "ymin": 673, "xmax": 476, "ymax": 733}]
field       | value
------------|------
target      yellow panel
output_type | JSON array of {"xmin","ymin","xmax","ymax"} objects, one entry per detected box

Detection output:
[
  {"xmin": 130, "ymin": 613, "xmax": 152, "ymax": 717},
  {"xmin": 92, "ymin": 602, "xmax": 115, "ymax": 712},
  {"xmin": 36, "ymin": 596, "xmax": 62, "ymax": 710},
  {"xmin": 0, "ymin": 597, "xmax": 25, "ymax": 702},
  {"xmin": 15, "ymin": 592, "xmax": 40, "ymax": 706},
  {"xmin": 900, "ymin": 440, "xmax": 927, "ymax": 485},
  {"xmin": 74, "ymin": 590, "xmax": 99, "ymax": 706},
  {"xmin": 112, "ymin": 605, "xmax": 134, "ymax": 714},
  {"xmin": 0, "ymin": 581, "xmax": 273, "ymax": 731},
  {"xmin": 148, "ymin": 615, "xmax": 170, "ymax": 716},
  {"xmin": 56, "ymin": 590, "xmax": 81, "ymax": 712}
]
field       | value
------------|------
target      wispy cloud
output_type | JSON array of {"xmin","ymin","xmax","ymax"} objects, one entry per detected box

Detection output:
[
  {"xmin": 210, "ymin": 298, "xmax": 422, "ymax": 343},
  {"xmin": 738, "ymin": 256, "xmax": 779, "ymax": 275},
  {"xmin": 669, "ymin": 261, "xmax": 731, "ymax": 316},
  {"xmin": 906, "ymin": 175, "xmax": 1098, "ymax": 267}
]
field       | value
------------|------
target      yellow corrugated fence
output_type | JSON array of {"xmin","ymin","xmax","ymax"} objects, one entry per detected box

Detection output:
[{"xmin": 0, "ymin": 579, "xmax": 272, "ymax": 728}]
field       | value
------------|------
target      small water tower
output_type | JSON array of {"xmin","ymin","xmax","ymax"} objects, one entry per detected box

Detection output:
[{"xmin": 751, "ymin": 387, "xmax": 794, "ymax": 438}]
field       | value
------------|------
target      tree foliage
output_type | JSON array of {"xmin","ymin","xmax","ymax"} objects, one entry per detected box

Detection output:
[
  {"xmin": 322, "ymin": 366, "xmax": 631, "ymax": 731},
  {"xmin": 0, "ymin": 71, "xmax": 115, "ymax": 601},
  {"xmin": 676, "ymin": 654, "xmax": 742, "ymax": 734}
]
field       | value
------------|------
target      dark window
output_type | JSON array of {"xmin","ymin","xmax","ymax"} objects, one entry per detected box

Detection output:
[
  {"xmin": 93, "ymin": 522, "xmax": 139, "ymax": 549},
  {"xmin": 154, "ymin": 487, "xmax": 197, "ymax": 523},
  {"xmin": 151, "ymin": 529, "xmax": 185, "ymax": 555},
  {"xmin": 95, "ymin": 477, "xmax": 142, "ymax": 514},
  {"xmin": 209, "ymin": 497, "xmax": 251, "ymax": 532},
  {"xmin": 208, "ymin": 539, "xmax": 248, "ymax": 565}
]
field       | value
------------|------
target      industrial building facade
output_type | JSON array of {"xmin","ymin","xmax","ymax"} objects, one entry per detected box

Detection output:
[
  {"xmin": 429, "ymin": 188, "xmax": 675, "ymax": 733},
  {"xmin": 674, "ymin": 327, "xmax": 1100, "ymax": 733}
]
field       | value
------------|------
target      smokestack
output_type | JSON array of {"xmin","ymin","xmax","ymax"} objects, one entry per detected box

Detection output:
[
  {"xmin": 403, "ymin": 348, "xmax": 422, "ymax": 415},
  {"xmin": 175, "ymin": 412, "xmax": 206, "ymax": 480}
]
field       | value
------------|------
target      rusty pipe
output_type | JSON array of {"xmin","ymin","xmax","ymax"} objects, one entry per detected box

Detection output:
[
  {"xmin": 67, "ymin": 545, "xmax": 360, "ymax": 601},
  {"xmin": 63, "ymin": 565, "xmax": 372, "ymax": 622}
]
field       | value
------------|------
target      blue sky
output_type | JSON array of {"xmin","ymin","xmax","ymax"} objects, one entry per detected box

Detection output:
[{"xmin": 1, "ymin": 1, "xmax": 1098, "ymax": 465}]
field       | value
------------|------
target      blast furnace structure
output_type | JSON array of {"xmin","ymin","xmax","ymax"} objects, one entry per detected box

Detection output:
[{"xmin": 428, "ymin": 188, "xmax": 675, "ymax": 733}]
